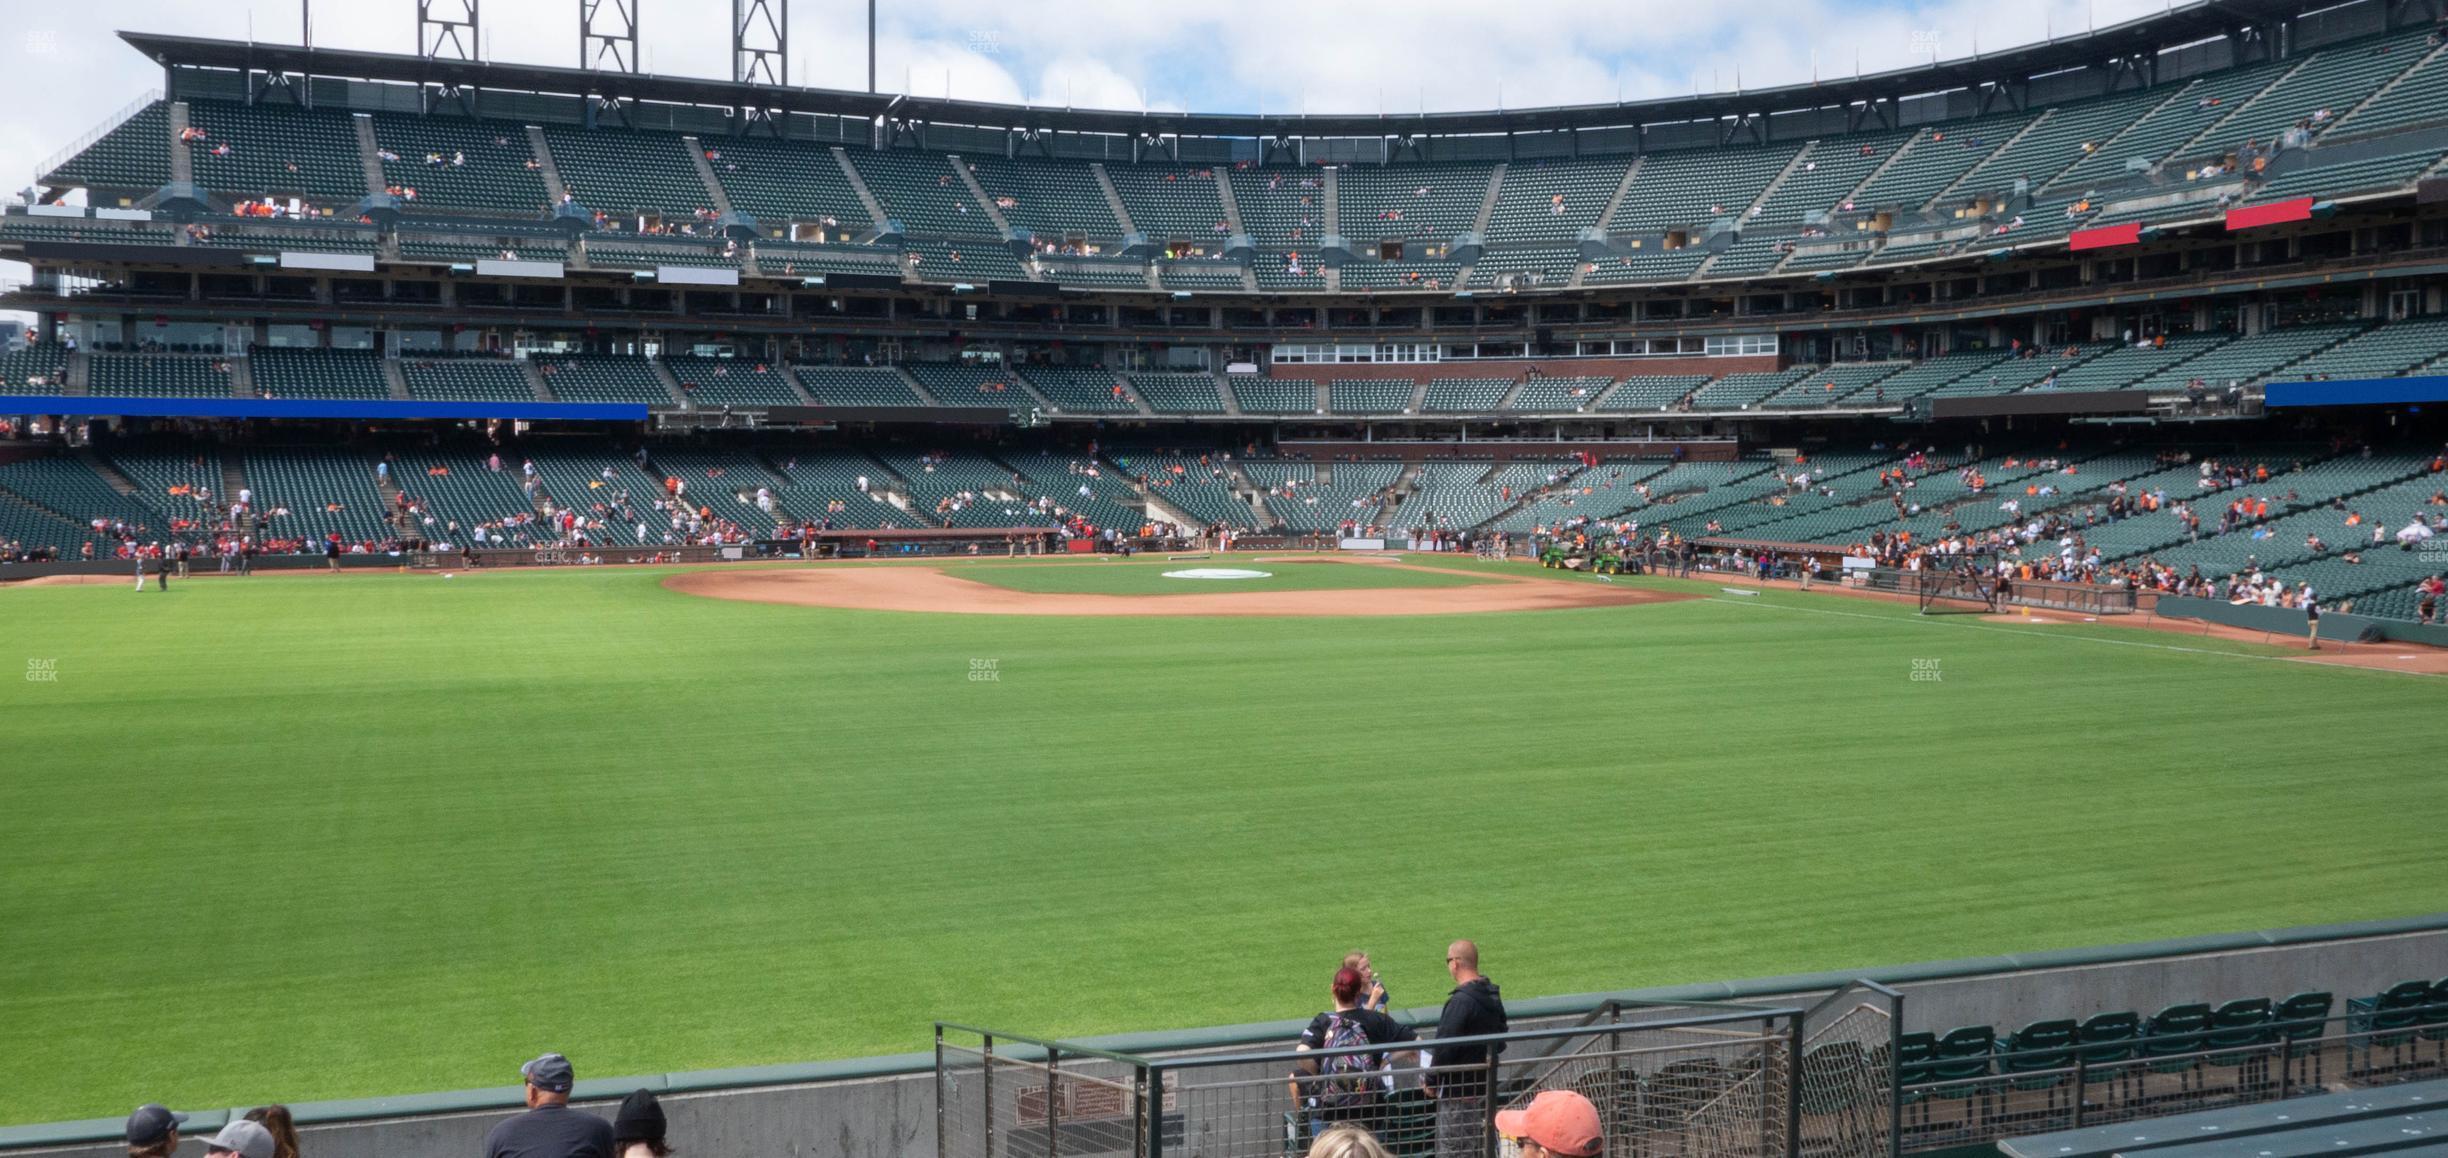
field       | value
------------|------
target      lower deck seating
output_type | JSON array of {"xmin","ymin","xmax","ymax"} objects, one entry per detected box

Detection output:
[
  {"xmin": 88, "ymin": 355, "xmax": 233, "ymax": 398},
  {"xmin": 248, "ymin": 347, "xmax": 393, "ymax": 400}
]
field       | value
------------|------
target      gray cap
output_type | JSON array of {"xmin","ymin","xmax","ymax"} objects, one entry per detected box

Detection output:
[
  {"xmin": 196, "ymin": 1120, "xmax": 275, "ymax": 1158},
  {"xmin": 520, "ymin": 1052, "xmax": 575, "ymax": 1093}
]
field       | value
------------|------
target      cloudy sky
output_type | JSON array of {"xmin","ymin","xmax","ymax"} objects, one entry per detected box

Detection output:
[{"xmin": 1, "ymin": 0, "xmax": 2180, "ymax": 311}]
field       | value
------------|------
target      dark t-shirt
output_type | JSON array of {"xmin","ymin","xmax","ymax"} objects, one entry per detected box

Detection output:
[
  {"xmin": 481, "ymin": 1103, "xmax": 615, "ymax": 1158},
  {"xmin": 1297, "ymin": 1007, "xmax": 1417, "ymax": 1122}
]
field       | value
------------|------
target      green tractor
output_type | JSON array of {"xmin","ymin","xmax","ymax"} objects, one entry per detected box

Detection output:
[
  {"xmin": 1538, "ymin": 543, "xmax": 1576, "ymax": 569},
  {"xmin": 1589, "ymin": 549, "xmax": 1629, "ymax": 575}
]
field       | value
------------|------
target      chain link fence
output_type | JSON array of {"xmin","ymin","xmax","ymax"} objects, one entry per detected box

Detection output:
[{"xmin": 941, "ymin": 1000, "xmax": 1818, "ymax": 1158}]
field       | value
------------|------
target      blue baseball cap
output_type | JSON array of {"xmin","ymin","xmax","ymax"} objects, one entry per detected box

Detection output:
[
  {"xmin": 125, "ymin": 1105, "xmax": 186, "ymax": 1146},
  {"xmin": 521, "ymin": 1053, "xmax": 575, "ymax": 1093}
]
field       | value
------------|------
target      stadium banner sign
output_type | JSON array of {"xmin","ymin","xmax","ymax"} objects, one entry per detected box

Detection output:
[
  {"xmin": 279, "ymin": 251, "xmax": 377, "ymax": 272},
  {"xmin": 658, "ymin": 265, "xmax": 740, "ymax": 286},
  {"xmin": 1843, "ymin": 555, "xmax": 1877, "ymax": 570},
  {"xmin": 1339, "ymin": 537, "xmax": 1387, "ymax": 550},
  {"xmin": 1927, "ymin": 389, "xmax": 2147, "ymax": 418},
  {"xmin": 0, "ymin": 396, "xmax": 650, "ymax": 421},
  {"xmin": 2262, "ymin": 374, "xmax": 2448, "ymax": 407},
  {"xmin": 2068, "ymin": 222, "xmax": 2142, "ymax": 251},
  {"xmin": 2225, "ymin": 196, "xmax": 2315, "ymax": 231},
  {"xmin": 19, "ymin": 240, "xmax": 247, "ymax": 265},
  {"xmin": 94, "ymin": 207, "xmax": 154, "ymax": 222},
  {"xmin": 26, "ymin": 203, "xmax": 83, "ymax": 218},
  {"xmin": 765, "ymin": 405, "xmax": 1012, "ymax": 425},
  {"xmin": 477, "ymin": 258, "xmax": 566, "ymax": 279}
]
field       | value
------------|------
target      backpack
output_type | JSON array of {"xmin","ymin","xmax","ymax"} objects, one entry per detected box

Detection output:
[{"xmin": 1312, "ymin": 1013, "xmax": 1381, "ymax": 1111}]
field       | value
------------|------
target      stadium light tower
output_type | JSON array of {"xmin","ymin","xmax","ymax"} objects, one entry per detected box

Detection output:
[
  {"xmin": 581, "ymin": 0, "xmax": 641, "ymax": 72},
  {"xmin": 417, "ymin": 0, "xmax": 479, "ymax": 60},
  {"xmin": 735, "ymin": 0, "xmax": 788, "ymax": 86}
]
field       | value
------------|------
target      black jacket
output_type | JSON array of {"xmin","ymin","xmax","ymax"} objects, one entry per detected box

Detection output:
[{"xmin": 1430, "ymin": 977, "xmax": 1507, "ymax": 1096}]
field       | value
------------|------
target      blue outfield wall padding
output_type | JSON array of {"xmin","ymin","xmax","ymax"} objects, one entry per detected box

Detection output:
[
  {"xmin": 0, "ymin": 396, "xmax": 651, "ymax": 422},
  {"xmin": 2263, "ymin": 375, "xmax": 2448, "ymax": 408},
  {"xmin": 2, "ymin": 911, "xmax": 2444, "ymax": 1148}
]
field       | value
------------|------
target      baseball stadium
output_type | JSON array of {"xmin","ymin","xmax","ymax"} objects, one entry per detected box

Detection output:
[{"xmin": 2, "ymin": 1, "xmax": 2447, "ymax": 1156}]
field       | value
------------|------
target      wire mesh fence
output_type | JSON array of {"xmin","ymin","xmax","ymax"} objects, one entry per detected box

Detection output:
[
  {"xmin": 1795, "ymin": 982, "xmax": 1899, "ymax": 1158},
  {"xmin": 942, "ymin": 1002, "xmax": 1815, "ymax": 1158}
]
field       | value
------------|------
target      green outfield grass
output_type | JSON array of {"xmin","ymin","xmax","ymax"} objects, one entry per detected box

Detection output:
[
  {"xmin": 1, "ymin": 563, "xmax": 2442, "ymax": 1124},
  {"xmin": 948, "ymin": 557, "xmax": 1495, "ymax": 595}
]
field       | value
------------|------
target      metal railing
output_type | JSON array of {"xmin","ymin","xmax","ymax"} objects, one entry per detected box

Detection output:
[
  {"xmin": 35, "ymin": 89, "xmax": 162, "ymax": 184},
  {"xmin": 941, "ymin": 999, "xmax": 1819, "ymax": 1158}
]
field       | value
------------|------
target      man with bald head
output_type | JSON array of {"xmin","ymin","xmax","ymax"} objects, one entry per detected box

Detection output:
[{"xmin": 1429, "ymin": 940, "xmax": 1508, "ymax": 1157}]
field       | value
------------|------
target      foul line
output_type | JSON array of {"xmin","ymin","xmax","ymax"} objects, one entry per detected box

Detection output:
[{"xmin": 1700, "ymin": 596, "xmax": 2444, "ymax": 680}]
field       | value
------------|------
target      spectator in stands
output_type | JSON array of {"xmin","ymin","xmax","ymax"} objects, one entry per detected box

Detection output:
[
  {"xmin": 1342, "ymin": 951, "xmax": 1388, "ymax": 1011},
  {"xmin": 612, "ymin": 1090, "xmax": 668, "ymax": 1158},
  {"xmin": 195, "ymin": 1120, "xmax": 277, "ymax": 1158},
  {"xmin": 1304, "ymin": 1124, "xmax": 1393, "ymax": 1158},
  {"xmin": 126, "ymin": 1105, "xmax": 185, "ymax": 1158},
  {"xmin": 1496, "ymin": 1089, "xmax": 1604, "ymax": 1158},
  {"xmin": 1430, "ymin": 941, "xmax": 1507, "ymax": 1158},
  {"xmin": 483, "ymin": 1054, "xmax": 614, "ymax": 1158},
  {"xmin": 1289, "ymin": 967, "xmax": 1420, "ymax": 1143}
]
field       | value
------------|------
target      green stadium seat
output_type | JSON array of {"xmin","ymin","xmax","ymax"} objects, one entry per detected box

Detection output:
[{"xmin": 2274, "ymin": 991, "xmax": 2332, "ymax": 1091}]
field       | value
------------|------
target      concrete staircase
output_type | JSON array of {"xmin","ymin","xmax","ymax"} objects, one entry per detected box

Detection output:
[
  {"xmin": 1470, "ymin": 163, "xmax": 1509, "ymax": 234},
  {"xmin": 1740, "ymin": 144, "xmax": 1815, "ymax": 223},
  {"xmin": 524, "ymin": 126, "xmax": 570, "ymax": 204},
  {"xmin": 1928, "ymin": 112, "xmax": 2054, "ymax": 207},
  {"xmin": 351, "ymin": 115, "xmax": 386, "ymax": 194},
  {"xmin": 946, "ymin": 154, "xmax": 1017, "ymax": 234},
  {"xmin": 520, "ymin": 362, "xmax": 552, "ymax": 402},
  {"xmin": 1593, "ymin": 157, "xmax": 1644, "ymax": 232},
  {"xmin": 227, "ymin": 357, "xmax": 256, "ymax": 399},
  {"xmin": 79, "ymin": 449, "xmax": 141, "ymax": 496},
  {"xmin": 832, "ymin": 147, "xmax": 893, "ymax": 232},
  {"xmin": 772, "ymin": 365, "xmax": 821, "ymax": 405},
  {"xmin": 2323, "ymin": 38, "xmax": 2448, "ymax": 142},
  {"xmin": 166, "ymin": 103, "xmax": 193, "ymax": 186},
  {"xmin": 1214, "ymin": 370, "xmax": 1244, "ymax": 416},
  {"xmin": 680, "ymin": 136, "xmax": 738, "ymax": 216},
  {"xmin": 1408, "ymin": 378, "xmax": 1431, "ymax": 413},
  {"xmin": 1091, "ymin": 163, "xmax": 1139, "ymax": 234},
  {"xmin": 650, "ymin": 360, "xmax": 692, "ymax": 406},
  {"xmin": 1213, "ymin": 168, "xmax": 1246, "ymax": 235},
  {"xmin": 890, "ymin": 365, "xmax": 940, "ymax": 405},
  {"xmin": 382, "ymin": 359, "xmax": 410, "ymax": 400},
  {"xmin": 220, "ymin": 453, "xmax": 253, "ymax": 536},
  {"xmin": 2040, "ymin": 82, "xmax": 2198, "ymax": 192},
  {"xmin": 2170, "ymin": 54, "xmax": 2321, "ymax": 164}
]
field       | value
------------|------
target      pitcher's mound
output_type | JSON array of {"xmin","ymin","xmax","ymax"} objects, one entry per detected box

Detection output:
[{"xmin": 665, "ymin": 562, "xmax": 1693, "ymax": 617}]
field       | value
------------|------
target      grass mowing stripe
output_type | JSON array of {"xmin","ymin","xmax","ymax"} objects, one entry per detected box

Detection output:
[{"xmin": 0, "ymin": 566, "xmax": 2441, "ymax": 1122}]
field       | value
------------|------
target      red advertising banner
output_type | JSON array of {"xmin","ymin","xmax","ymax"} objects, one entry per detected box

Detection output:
[
  {"xmin": 2226, "ymin": 197, "xmax": 2315, "ymax": 231},
  {"xmin": 2069, "ymin": 222, "xmax": 2142, "ymax": 251}
]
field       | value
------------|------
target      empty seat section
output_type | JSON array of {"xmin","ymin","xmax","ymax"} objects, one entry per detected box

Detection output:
[
  {"xmin": 1596, "ymin": 375, "xmax": 1709, "ymax": 411},
  {"xmin": 1422, "ymin": 377, "xmax": 1510, "ymax": 412},
  {"xmin": 698, "ymin": 137, "xmax": 870, "ymax": 240},
  {"xmin": 533, "ymin": 356, "xmax": 670, "ymax": 404},
  {"xmin": 88, "ymin": 355, "xmax": 232, "ymax": 398},
  {"xmin": 665, "ymin": 357, "xmax": 801, "ymax": 407},
  {"xmin": 543, "ymin": 127, "xmax": 718, "ymax": 219},
  {"xmin": 182, "ymin": 101, "xmax": 368, "ymax": 203},
  {"xmin": 1230, "ymin": 375, "xmax": 1316, "ymax": 414},
  {"xmin": 368, "ymin": 115, "xmax": 548, "ymax": 215},
  {"xmin": 1328, "ymin": 378, "xmax": 1415, "ymax": 414},
  {"xmin": 1483, "ymin": 159, "xmax": 1623, "ymax": 243},
  {"xmin": 1606, "ymin": 145, "xmax": 1798, "ymax": 233},
  {"xmin": 44, "ymin": 101, "xmax": 169, "ymax": 193},
  {"xmin": 399, "ymin": 355, "xmax": 534, "ymax": 401},
  {"xmin": 965, "ymin": 156, "xmax": 1123, "ymax": 240},
  {"xmin": 1105, "ymin": 164, "xmax": 1230, "ymax": 241},
  {"xmin": 848, "ymin": 151, "xmax": 996, "ymax": 237},
  {"xmin": 1021, "ymin": 365, "xmax": 1138, "ymax": 413},
  {"xmin": 1126, "ymin": 372, "xmax": 1227, "ymax": 414},
  {"xmin": 248, "ymin": 347, "xmax": 392, "ymax": 400},
  {"xmin": 1338, "ymin": 165, "xmax": 1490, "ymax": 243},
  {"xmin": 906, "ymin": 362, "xmax": 1029, "ymax": 407},
  {"xmin": 1507, "ymin": 376, "xmax": 1615, "ymax": 411},
  {"xmin": 791, "ymin": 365, "xmax": 924, "ymax": 406}
]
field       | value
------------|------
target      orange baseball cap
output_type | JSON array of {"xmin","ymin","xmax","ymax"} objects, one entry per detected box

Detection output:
[{"xmin": 1494, "ymin": 1089, "xmax": 1603, "ymax": 1156}]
